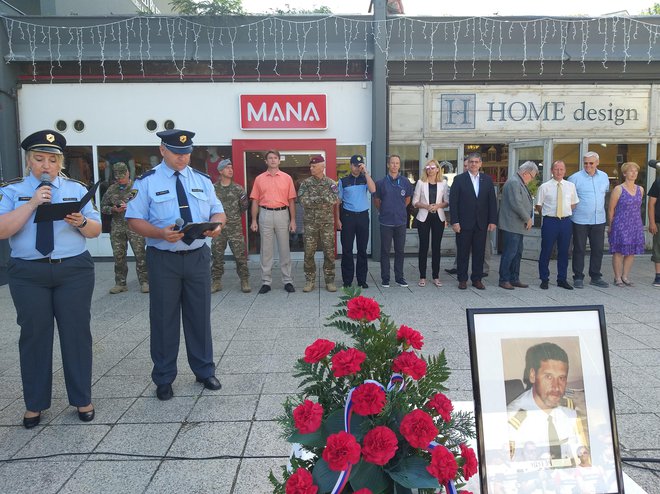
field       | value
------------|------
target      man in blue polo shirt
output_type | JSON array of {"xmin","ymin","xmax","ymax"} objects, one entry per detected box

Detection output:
[
  {"xmin": 374, "ymin": 155, "xmax": 413, "ymax": 287},
  {"xmin": 337, "ymin": 154, "xmax": 376, "ymax": 289},
  {"xmin": 567, "ymin": 151, "xmax": 610, "ymax": 289}
]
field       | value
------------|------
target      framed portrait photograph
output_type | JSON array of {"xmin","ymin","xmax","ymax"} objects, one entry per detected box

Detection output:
[{"xmin": 467, "ymin": 305, "xmax": 624, "ymax": 494}]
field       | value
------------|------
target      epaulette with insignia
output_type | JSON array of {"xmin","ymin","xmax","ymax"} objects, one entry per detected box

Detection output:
[
  {"xmin": 62, "ymin": 176, "xmax": 88, "ymax": 187},
  {"xmin": 508, "ymin": 409, "xmax": 527, "ymax": 430},
  {"xmin": 191, "ymin": 168, "xmax": 211, "ymax": 180},
  {"xmin": 136, "ymin": 169, "xmax": 156, "ymax": 180},
  {"xmin": 562, "ymin": 397, "xmax": 575, "ymax": 409}
]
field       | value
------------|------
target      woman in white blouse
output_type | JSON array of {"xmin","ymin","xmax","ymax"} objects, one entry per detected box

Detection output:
[{"xmin": 412, "ymin": 160, "xmax": 449, "ymax": 287}]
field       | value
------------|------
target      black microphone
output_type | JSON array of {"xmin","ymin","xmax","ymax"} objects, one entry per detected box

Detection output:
[
  {"xmin": 39, "ymin": 173, "xmax": 52, "ymax": 204},
  {"xmin": 173, "ymin": 218, "xmax": 184, "ymax": 231}
]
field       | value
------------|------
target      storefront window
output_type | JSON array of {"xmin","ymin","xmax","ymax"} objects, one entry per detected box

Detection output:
[
  {"xmin": 464, "ymin": 143, "xmax": 509, "ymax": 190},
  {"xmin": 388, "ymin": 145, "xmax": 419, "ymax": 184},
  {"xmin": 432, "ymin": 148, "xmax": 459, "ymax": 182},
  {"xmin": 552, "ymin": 143, "xmax": 581, "ymax": 177},
  {"xmin": 62, "ymin": 146, "xmax": 94, "ymax": 186},
  {"xmin": 337, "ymin": 145, "xmax": 367, "ymax": 179}
]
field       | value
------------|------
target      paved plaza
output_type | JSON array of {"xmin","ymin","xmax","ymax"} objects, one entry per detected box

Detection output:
[{"xmin": 0, "ymin": 255, "xmax": 658, "ymax": 493}]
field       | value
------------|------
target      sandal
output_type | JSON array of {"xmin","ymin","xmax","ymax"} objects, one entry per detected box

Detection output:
[
  {"xmin": 622, "ymin": 278, "xmax": 634, "ymax": 287},
  {"xmin": 433, "ymin": 278, "xmax": 443, "ymax": 287},
  {"xmin": 418, "ymin": 279, "xmax": 426, "ymax": 287},
  {"xmin": 614, "ymin": 278, "xmax": 625, "ymax": 287}
]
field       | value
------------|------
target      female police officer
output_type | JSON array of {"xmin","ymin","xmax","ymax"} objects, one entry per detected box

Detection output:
[{"xmin": 0, "ymin": 130, "xmax": 101, "ymax": 428}]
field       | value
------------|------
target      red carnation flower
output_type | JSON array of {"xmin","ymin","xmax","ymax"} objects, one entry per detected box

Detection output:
[
  {"xmin": 322, "ymin": 431, "xmax": 361, "ymax": 472},
  {"xmin": 426, "ymin": 393, "xmax": 454, "ymax": 422},
  {"xmin": 396, "ymin": 325, "xmax": 424, "ymax": 350},
  {"xmin": 331, "ymin": 348, "xmax": 366, "ymax": 378},
  {"xmin": 346, "ymin": 296, "xmax": 381, "ymax": 322},
  {"xmin": 293, "ymin": 400, "xmax": 323, "ymax": 434},
  {"xmin": 353, "ymin": 490, "xmax": 372, "ymax": 494},
  {"xmin": 361, "ymin": 426, "xmax": 399, "ymax": 466},
  {"xmin": 459, "ymin": 491, "xmax": 474, "ymax": 494},
  {"xmin": 392, "ymin": 351, "xmax": 427, "ymax": 380},
  {"xmin": 427, "ymin": 445, "xmax": 459, "ymax": 484},
  {"xmin": 459, "ymin": 443, "xmax": 478, "ymax": 480},
  {"xmin": 351, "ymin": 383, "xmax": 386, "ymax": 416},
  {"xmin": 303, "ymin": 339, "xmax": 336, "ymax": 364},
  {"xmin": 399, "ymin": 409, "xmax": 438, "ymax": 449},
  {"xmin": 285, "ymin": 468, "xmax": 318, "ymax": 494}
]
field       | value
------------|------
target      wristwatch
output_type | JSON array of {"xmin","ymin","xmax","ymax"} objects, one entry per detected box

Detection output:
[{"xmin": 77, "ymin": 216, "xmax": 88, "ymax": 229}]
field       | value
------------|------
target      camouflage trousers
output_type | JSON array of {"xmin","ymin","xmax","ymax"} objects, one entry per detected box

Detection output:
[
  {"xmin": 110, "ymin": 224, "xmax": 148, "ymax": 285},
  {"xmin": 211, "ymin": 224, "xmax": 249, "ymax": 283},
  {"xmin": 303, "ymin": 221, "xmax": 335, "ymax": 282}
]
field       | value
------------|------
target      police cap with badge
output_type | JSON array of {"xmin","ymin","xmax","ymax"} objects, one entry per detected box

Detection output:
[
  {"xmin": 157, "ymin": 129, "xmax": 195, "ymax": 154},
  {"xmin": 350, "ymin": 154, "xmax": 364, "ymax": 166},
  {"xmin": 21, "ymin": 130, "xmax": 66, "ymax": 155}
]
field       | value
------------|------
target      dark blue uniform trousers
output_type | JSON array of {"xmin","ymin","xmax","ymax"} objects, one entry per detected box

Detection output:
[
  {"xmin": 8, "ymin": 253, "xmax": 94, "ymax": 411},
  {"xmin": 456, "ymin": 227, "xmax": 487, "ymax": 282},
  {"xmin": 340, "ymin": 209, "xmax": 369, "ymax": 285},
  {"xmin": 538, "ymin": 216, "xmax": 573, "ymax": 282},
  {"xmin": 147, "ymin": 246, "xmax": 215, "ymax": 385}
]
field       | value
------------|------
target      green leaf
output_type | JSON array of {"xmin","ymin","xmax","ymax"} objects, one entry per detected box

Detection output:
[
  {"xmin": 323, "ymin": 409, "xmax": 345, "ymax": 435},
  {"xmin": 386, "ymin": 456, "xmax": 440, "ymax": 489},
  {"xmin": 349, "ymin": 460, "xmax": 391, "ymax": 493},
  {"xmin": 393, "ymin": 483, "xmax": 414, "ymax": 494},
  {"xmin": 311, "ymin": 458, "xmax": 341, "ymax": 493},
  {"xmin": 288, "ymin": 429, "xmax": 326, "ymax": 448}
]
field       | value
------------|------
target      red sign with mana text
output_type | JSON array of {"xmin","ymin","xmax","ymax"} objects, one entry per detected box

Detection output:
[{"xmin": 240, "ymin": 94, "xmax": 327, "ymax": 130}]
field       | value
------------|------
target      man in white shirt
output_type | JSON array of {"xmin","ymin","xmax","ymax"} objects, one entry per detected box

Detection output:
[{"xmin": 536, "ymin": 160, "xmax": 579, "ymax": 290}]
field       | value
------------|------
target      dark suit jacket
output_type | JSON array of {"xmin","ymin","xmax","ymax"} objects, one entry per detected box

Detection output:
[{"xmin": 449, "ymin": 171, "xmax": 498, "ymax": 230}]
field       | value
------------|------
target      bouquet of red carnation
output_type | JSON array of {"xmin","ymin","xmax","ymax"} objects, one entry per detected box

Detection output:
[{"xmin": 269, "ymin": 289, "xmax": 477, "ymax": 494}]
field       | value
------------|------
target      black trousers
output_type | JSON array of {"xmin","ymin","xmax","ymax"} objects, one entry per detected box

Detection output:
[
  {"xmin": 571, "ymin": 222, "xmax": 606, "ymax": 281},
  {"xmin": 416, "ymin": 213, "xmax": 445, "ymax": 279},
  {"xmin": 340, "ymin": 209, "xmax": 369, "ymax": 285},
  {"xmin": 147, "ymin": 246, "xmax": 215, "ymax": 385},
  {"xmin": 456, "ymin": 227, "xmax": 487, "ymax": 282},
  {"xmin": 8, "ymin": 252, "xmax": 95, "ymax": 411}
]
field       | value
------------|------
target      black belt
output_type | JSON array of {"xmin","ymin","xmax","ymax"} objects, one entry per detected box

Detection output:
[
  {"xmin": 29, "ymin": 255, "xmax": 77, "ymax": 264},
  {"xmin": 544, "ymin": 216, "xmax": 570, "ymax": 220},
  {"xmin": 341, "ymin": 208, "xmax": 368, "ymax": 215},
  {"xmin": 261, "ymin": 206, "xmax": 288, "ymax": 211},
  {"xmin": 149, "ymin": 246, "xmax": 203, "ymax": 255}
]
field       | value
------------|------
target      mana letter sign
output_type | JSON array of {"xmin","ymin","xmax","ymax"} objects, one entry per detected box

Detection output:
[{"xmin": 240, "ymin": 94, "xmax": 327, "ymax": 130}]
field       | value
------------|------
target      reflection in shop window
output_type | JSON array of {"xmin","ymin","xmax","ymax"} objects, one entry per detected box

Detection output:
[
  {"xmin": 388, "ymin": 145, "xmax": 419, "ymax": 184},
  {"xmin": 464, "ymin": 144, "xmax": 509, "ymax": 190},
  {"xmin": 63, "ymin": 146, "xmax": 94, "ymax": 186},
  {"xmin": 552, "ymin": 143, "xmax": 581, "ymax": 177}
]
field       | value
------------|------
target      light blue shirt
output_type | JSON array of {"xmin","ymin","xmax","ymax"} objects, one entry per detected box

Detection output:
[
  {"xmin": 125, "ymin": 162, "xmax": 224, "ymax": 251},
  {"xmin": 338, "ymin": 174, "xmax": 371, "ymax": 212},
  {"xmin": 0, "ymin": 174, "xmax": 101, "ymax": 260},
  {"xmin": 567, "ymin": 169, "xmax": 609, "ymax": 225}
]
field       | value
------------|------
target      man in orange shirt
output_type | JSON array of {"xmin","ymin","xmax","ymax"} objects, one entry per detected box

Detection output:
[{"xmin": 249, "ymin": 150, "xmax": 297, "ymax": 294}]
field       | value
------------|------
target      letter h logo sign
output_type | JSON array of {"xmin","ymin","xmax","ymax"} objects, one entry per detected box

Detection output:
[{"xmin": 440, "ymin": 94, "xmax": 476, "ymax": 130}]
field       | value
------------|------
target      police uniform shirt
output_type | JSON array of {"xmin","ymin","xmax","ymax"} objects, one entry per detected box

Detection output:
[
  {"xmin": 0, "ymin": 174, "xmax": 101, "ymax": 260},
  {"xmin": 507, "ymin": 388, "xmax": 584, "ymax": 465},
  {"xmin": 338, "ymin": 174, "xmax": 371, "ymax": 212},
  {"xmin": 374, "ymin": 175, "xmax": 414, "ymax": 226},
  {"xmin": 125, "ymin": 162, "xmax": 223, "ymax": 251}
]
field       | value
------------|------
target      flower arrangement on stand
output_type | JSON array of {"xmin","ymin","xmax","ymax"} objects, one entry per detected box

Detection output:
[{"xmin": 269, "ymin": 289, "xmax": 477, "ymax": 494}]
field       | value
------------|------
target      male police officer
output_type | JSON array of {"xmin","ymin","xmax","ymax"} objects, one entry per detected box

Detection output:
[
  {"xmin": 126, "ymin": 129, "xmax": 226, "ymax": 401},
  {"xmin": 101, "ymin": 162, "xmax": 149, "ymax": 294},
  {"xmin": 211, "ymin": 158, "xmax": 251, "ymax": 293},
  {"xmin": 298, "ymin": 155, "xmax": 339, "ymax": 292}
]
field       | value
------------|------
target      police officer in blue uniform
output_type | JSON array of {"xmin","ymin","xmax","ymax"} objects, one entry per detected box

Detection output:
[
  {"xmin": 126, "ymin": 129, "xmax": 226, "ymax": 401},
  {"xmin": 0, "ymin": 130, "xmax": 101, "ymax": 428}
]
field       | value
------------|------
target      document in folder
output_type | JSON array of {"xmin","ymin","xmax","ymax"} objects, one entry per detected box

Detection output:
[{"xmin": 33, "ymin": 180, "xmax": 100, "ymax": 223}]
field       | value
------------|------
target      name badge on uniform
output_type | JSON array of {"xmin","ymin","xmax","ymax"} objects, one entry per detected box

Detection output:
[
  {"xmin": 18, "ymin": 196, "xmax": 31, "ymax": 201},
  {"xmin": 156, "ymin": 190, "xmax": 170, "ymax": 196},
  {"xmin": 192, "ymin": 188, "xmax": 203, "ymax": 193},
  {"xmin": 63, "ymin": 197, "xmax": 77, "ymax": 201}
]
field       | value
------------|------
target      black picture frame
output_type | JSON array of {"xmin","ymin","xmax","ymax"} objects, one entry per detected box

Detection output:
[{"xmin": 466, "ymin": 305, "xmax": 624, "ymax": 494}]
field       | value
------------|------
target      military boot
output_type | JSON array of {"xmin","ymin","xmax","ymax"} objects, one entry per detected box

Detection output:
[
  {"xmin": 140, "ymin": 283, "xmax": 150, "ymax": 293},
  {"xmin": 109, "ymin": 284, "xmax": 128, "ymax": 294},
  {"xmin": 211, "ymin": 280, "xmax": 222, "ymax": 293},
  {"xmin": 303, "ymin": 280, "xmax": 315, "ymax": 292},
  {"xmin": 326, "ymin": 281, "xmax": 337, "ymax": 292},
  {"xmin": 241, "ymin": 279, "xmax": 251, "ymax": 293}
]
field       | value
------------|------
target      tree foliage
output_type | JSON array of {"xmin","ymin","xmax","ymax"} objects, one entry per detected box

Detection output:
[
  {"xmin": 169, "ymin": 0, "xmax": 245, "ymax": 15},
  {"xmin": 269, "ymin": 4, "xmax": 332, "ymax": 14},
  {"xmin": 642, "ymin": 3, "xmax": 660, "ymax": 14}
]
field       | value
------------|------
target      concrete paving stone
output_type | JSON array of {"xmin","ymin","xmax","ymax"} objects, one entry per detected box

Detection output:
[
  {"xmin": 139, "ymin": 377, "xmax": 205, "ymax": 398},
  {"xmin": 611, "ymin": 366, "xmax": 660, "ymax": 389},
  {"xmin": 167, "ymin": 422, "xmax": 250, "ymax": 458},
  {"xmin": 0, "ymin": 460, "xmax": 81, "ymax": 494},
  {"xmin": 606, "ymin": 331, "xmax": 656, "ymax": 350},
  {"xmin": 616, "ymin": 413, "xmax": 660, "ymax": 450},
  {"xmin": 244, "ymin": 420, "xmax": 292, "ymax": 457},
  {"xmin": 622, "ymin": 465, "xmax": 660, "ymax": 494},
  {"xmin": 444, "ymin": 369, "xmax": 475, "ymax": 391},
  {"xmin": 268, "ymin": 354, "xmax": 298, "ymax": 373},
  {"xmin": 94, "ymin": 423, "xmax": 181, "ymax": 459},
  {"xmin": 614, "ymin": 348, "xmax": 660, "ymax": 367},
  {"xmin": 217, "ymin": 355, "xmax": 273, "ymax": 374},
  {"xmin": 0, "ymin": 425, "xmax": 44, "ymax": 460},
  {"xmin": 145, "ymin": 459, "xmax": 239, "ymax": 494},
  {"xmin": 119, "ymin": 396, "xmax": 198, "ymax": 424},
  {"xmin": 272, "ymin": 337, "xmax": 317, "ymax": 355},
  {"xmin": 628, "ymin": 311, "xmax": 660, "ymax": 323},
  {"xmin": 255, "ymin": 394, "xmax": 295, "ymax": 421},
  {"xmin": 607, "ymin": 351, "xmax": 636, "ymax": 368},
  {"xmin": 262, "ymin": 372, "xmax": 303, "ymax": 394},
  {"xmin": 633, "ymin": 333, "xmax": 660, "ymax": 349},
  {"xmin": 104, "ymin": 358, "xmax": 154, "ymax": 376},
  {"xmin": 15, "ymin": 424, "xmax": 111, "ymax": 460},
  {"xmin": 445, "ymin": 390, "xmax": 476, "ymax": 402},
  {"xmin": 613, "ymin": 389, "xmax": 647, "ymax": 414},
  {"xmin": 207, "ymin": 373, "xmax": 266, "ymax": 395},
  {"xmin": 91, "ymin": 375, "xmax": 151, "ymax": 398},
  {"xmin": 0, "ymin": 374, "xmax": 24, "ymax": 400},
  {"xmin": 225, "ymin": 338, "xmax": 277, "ymax": 356},
  {"xmin": 232, "ymin": 327, "xmax": 283, "ymax": 341},
  {"xmin": 49, "ymin": 398, "xmax": 135, "ymax": 425},
  {"xmin": 188, "ymin": 395, "xmax": 259, "ymax": 422},
  {"xmin": 617, "ymin": 387, "xmax": 660, "ymax": 413},
  {"xmin": 232, "ymin": 457, "xmax": 289, "ymax": 494},
  {"xmin": 0, "ymin": 397, "xmax": 15, "ymax": 410},
  {"xmin": 125, "ymin": 339, "xmax": 151, "ymax": 358},
  {"xmin": 604, "ymin": 313, "xmax": 642, "ymax": 324},
  {"xmin": 0, "ymin": 398, "xmax": 69, "ymax": 427},
  {"xmin": 59, "ymin": 459, "xmax": 160, "ymax": 494}
]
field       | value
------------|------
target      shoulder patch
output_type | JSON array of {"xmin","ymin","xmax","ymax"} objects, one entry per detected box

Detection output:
[
  {"xmin": 136, "ymin": 169, "xmax": 156, "ymax": 180},
  {"xmin": 62, "ymin": 176, "xmax": 88, "ymax": 187},
  {"xmin": 508, "ymin": 409, "xmax": 527, "ymax": 430},
  {"xmin": 191, "ymin": 168, "xmax": 211, "ymax": 180}
]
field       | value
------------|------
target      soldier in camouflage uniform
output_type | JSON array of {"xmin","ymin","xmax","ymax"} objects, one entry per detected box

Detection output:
[
  {"xmin": 101, "ymin": 162, "xmax": 149, "ymax": 294},
  {"xmin": 211, "ymin": 159, "xmax": 251, "ymax": 293},
  {"xmin": 298, "ymin": 155, "xmax": 339, "ymax": 292}
]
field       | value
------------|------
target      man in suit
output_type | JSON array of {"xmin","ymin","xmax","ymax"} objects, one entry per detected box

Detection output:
[
  {"xmin": 498, "ymin": 161, "xmax": 538, "ymax": 290},
  {"xmin": 448, "ymin": 152, "xmax": 497, "ymax": 289}
]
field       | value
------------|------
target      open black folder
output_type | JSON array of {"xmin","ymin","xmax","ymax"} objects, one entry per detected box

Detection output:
[
  {"xmin": 34, "ymin": 180, "xmax": 101, "ymax": 223},
  {"xmin": 180, "ymin": 222, "xmax": 221, "ymax": 240}
]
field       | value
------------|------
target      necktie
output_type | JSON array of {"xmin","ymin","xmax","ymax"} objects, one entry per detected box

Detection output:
[
  {"xmin": 556, "ymin": 181, "xmax": 563, "ymax": 219},
  {"xmin": 174, "ymin": 171, "xmax": 194, "ymax": 245},
  {"xmin": 36, "ymin": 220, "xmax": 54, "ymax": 256},
  {"xmin": 547, "ymin": 415, "xmax": 562, "ymax": 461}
]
